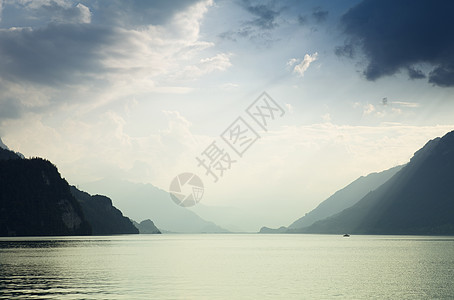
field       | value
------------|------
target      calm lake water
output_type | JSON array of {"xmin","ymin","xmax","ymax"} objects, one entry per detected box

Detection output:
[{"xmin": 1, "ymin": 234, "xmax": 454, "ymax": 299}]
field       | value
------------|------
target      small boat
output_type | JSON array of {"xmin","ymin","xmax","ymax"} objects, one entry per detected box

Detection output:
[{"xmin": 343, "ymin": 234, "xmax": 350, "ymax": 237}]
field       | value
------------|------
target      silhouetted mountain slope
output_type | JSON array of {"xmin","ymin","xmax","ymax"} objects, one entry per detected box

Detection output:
[
  {"xmin": 0, "ymin": 138, "xmax": 9, "ymax": 151},
  {"xmin": 70, "ymin": 186, "xmax": 138, "ymax": 235},
  {"xmin": 299, "ymin": 130, "xmax": 454, "ymax": 235},
  {"xmin": 0, "ymin": 156, "xmax": 91, "ymax": 236},
  {"xmin": 132, "ymin": 219, "xmax": 161, "ymax": 234},
  {"xmin": 0, "ymin": 145, "xmax": 139, "ymax": 236},
  {"xmin": 288, "ymin": 165, "xmax": 403, "ymax": 229},
  {"xmin": 0, "ymin": 138, "xmax": 25, "ymax": 159},
  {"xmin": 0, "ymin": 146, "xmax": 21, "ymax": 161}
]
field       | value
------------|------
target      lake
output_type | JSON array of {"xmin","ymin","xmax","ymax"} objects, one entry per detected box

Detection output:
[{"xmin": 1, "ymin": 234, "xmax": 454, "ymax": 299}]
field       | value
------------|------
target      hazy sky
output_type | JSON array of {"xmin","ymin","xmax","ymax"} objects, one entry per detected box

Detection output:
[{"xmin": 1, "ymin": 0, "xmax": 454, "ymax": 229}]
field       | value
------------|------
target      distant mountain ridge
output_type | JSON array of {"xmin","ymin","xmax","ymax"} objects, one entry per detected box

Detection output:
[
  {"xmin": 82, "ymin": 179, "xmax": 230, "ymax": 233},
  {"xmin": 132, "ymin": 219, "xmax": 161, "ymax": 234},
  {"xmin": 288, "ymin": 165, "xmax": 403, "ymax": 229},
  {"xmin": 296, "ymin": 130, "xmax": 454, "ymax": 235},
  {"xmin": 259, "ymin": 165, "xmax": 403, "ymax": 233}
]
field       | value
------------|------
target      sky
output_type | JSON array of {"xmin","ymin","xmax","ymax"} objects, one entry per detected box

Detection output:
[{"xmin": 1, "ymin": 0, "xmax": 454, "ymax": 230}]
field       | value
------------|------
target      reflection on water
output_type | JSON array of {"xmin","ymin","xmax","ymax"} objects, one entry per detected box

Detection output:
[
  {"xmin": 1, "ymin": 235, "xmax": 454, "ymax": 299},
  {"xmin": 0, "ymin": 238, "xmax": 118, "ymax": 299}
]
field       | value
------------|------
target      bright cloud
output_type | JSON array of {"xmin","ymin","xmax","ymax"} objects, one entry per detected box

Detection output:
[{"xmin": 292, "ymin": 52, "xmax": 318, "ymax": 77}]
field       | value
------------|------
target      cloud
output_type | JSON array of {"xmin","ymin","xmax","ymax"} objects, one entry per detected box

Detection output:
[
  {"xmin": 1, "ymin": 108, "xmax": 204, "ymax": 186},
  {"xmin": 297, "ymin": 14, "xmax": 307, "ymax": 26},
  {"xmin": 35, "ymin": 1, "xmax": 91, "ymax": 24},
  {"xmin": 292, "ymin": 52, "xmax": 318, "ymax": 77},
  {"xmin": 0, "ymin": 97, "xmax": 22, "ymax": 120},
  {"xmin": 337, "ymin": 0, "xmax": 454, "ymax": 87},
  {"xmin": 391, "ymin": 101, "xmax": 420, "ymax": 108},
  {"xmin": 0, "ymin": 0, "xmax": 227, "ymax": 122},
  {"xmin": 354, "ymin": 98, "xmax": 420, "ymax": 119},
  {"xmin": 297, "ymin": 6, "xmax": 328, "ymax": 27},
  {"xmin": 218, "ymin": 1, "xmax": 280, "ymax": 44},
  {"xmin": 0, "ymin": 0, "xmax": 91, "ymax": 27},
  {"xmin": 220, "ymin": 83, "xmax": 239, "ymax": 91},
  {"xmin": 312, "ymin": 7, "xmax": 328, "ymax": 23},
  {"xmin": 334, "ymin": 43, "xmax": 354, "ymax": 58},
  {"xmin": 321, "ymin": 113, "xmax": 331, "ymax": 123},
  {"xmin": 1, "ymin": 0, "xmax": 201, "ymax": 28},
  {"xmin": 407, "ymin": 67, "xmax": 426, "ymax": 80},
  {"xmin": 428, "ymin": 65, "xmax": 454, "ymax": 87},
  {"xmin": 286, "ymin": 58, "xmax": 298, "ymax": 67},
  {"xmin": 0, "ymin": 24, "xmax": 116, "ymax": 85},
  {"xmin": 0, "ymin": 0, "xmax": 3, "ymax": 22},
  {"xmin": 363, "ymin": 103, "xmax": 375, "ymax": 115},
  {"xmin": 242, "ymin": 0, "xmax": 279, "ymax": 30},
  {"xmin": 90, "ymin": 0, "xmax": 202, "ymax": 28}
]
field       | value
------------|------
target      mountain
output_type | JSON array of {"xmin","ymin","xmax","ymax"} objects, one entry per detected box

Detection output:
[
  {"xmin": 288, "ymin": 165, "xmax": 403, "ymax": 229},
  {"xmin": 0, "ymin": 148, "xmax": 91, "ymax": 236},
  {"xmin": 0, "ymin": 137, "xmax": 10, "ymax": 150},
  {"xmin": 189, "ymin": 203, "xmax": 267, "ymax": 232},
  {"xmin": 0, "ymin": 137, "xmax": 25, "ymax": 158},
  {"xmin": 0, "ymin": 145, "xmax": 21, "ymax": 161},
  {"xmin": 0, "ymin": 145, "xmax": 140, "ymax": 236},
  {"xmin": 70, "ymin": 186, "xmax": 138, "ymax": 235},
  {"xmin": 259, "ymin": 226, "xmax": 287, "ymax": 234},
  {"xmin": 132, "ymin": 219, "xmax": 161, "ymax": 234},
  {"xmin": 81, "ymin": 178, "xmax": 229, "ymax": 233},
  {"xmin": 298, "ymin": 130, "xmax": 454, "ymax": 235}
]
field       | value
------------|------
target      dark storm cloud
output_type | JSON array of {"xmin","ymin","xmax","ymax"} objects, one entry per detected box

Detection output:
[
  {"xmin": 0, "ymin": 0, "xmax": 203, "ymax": 87},
  {"xmin": 407, "ymin": 67, "xmax": 426, "ymax": 80},
  {"xmin": 0, "ymin": 23, "xmax": 116, "ymax": 86},
  {"xmin": 334, "ymin": 43, "xmax": 355, "ymax": 58},
  {"xmin": 0, "ymin": 0, "xmax": 204, "ymax": 122},
  {"xmin": 337, "ymin": 0, "xmax": 454, "ymax": 87},
  {"xmin": 429, "ymin": 65, "xmax": 454, "ymax": 87}
]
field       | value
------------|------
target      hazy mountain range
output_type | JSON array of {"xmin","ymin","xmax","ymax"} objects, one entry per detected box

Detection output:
[
  {"xmin": 278, "ymin": 130, "xmax": 454, "ymax": 235},
  {"xmin": 82, "ymin": 179, "xmax": 229, "ymax": 233},
  {"xmin": 259, "ymin": 165, "xmax": 403, "ymax": 234},
  {"xmin": 0, "ymin": 138, "xmax": 230, "ymax": 235},
  {"xmin": 288, "ymin": 165, "xmax": 403, "ymax": 229},
  {"xmin": 2, "ymin": 129, "xmax": 454, "ymax": 236}
]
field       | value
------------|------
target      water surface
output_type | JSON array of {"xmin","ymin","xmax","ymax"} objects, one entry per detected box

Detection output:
[{"xmin": 1, "ymin": 234, "xmax": 453, "ymax": 299}]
